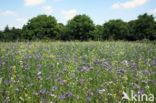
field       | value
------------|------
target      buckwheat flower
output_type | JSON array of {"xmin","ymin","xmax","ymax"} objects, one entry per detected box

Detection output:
[
  {"xmin": 58, "ymin": 94, "xmax": 65, "ymax": 99},
  {"xmin": 52, "ymin": 86, "xmax": 57, "ymax": 91},
  {"xmin": 65, "ymin": 91, "xmax": 72, "ymax": 97}
]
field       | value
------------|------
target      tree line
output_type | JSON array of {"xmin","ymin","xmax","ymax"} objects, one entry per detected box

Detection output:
[{"xmin": 0, "ymin": 13, "xmax": 155, "ymax": 41}]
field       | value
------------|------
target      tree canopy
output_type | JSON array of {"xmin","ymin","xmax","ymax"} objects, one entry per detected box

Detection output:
[
  {"xmin": 65, "ymin": 14, "xmax": 95, "ymax": 40},
  {"xmin": 103, "ymin": 19, "xmax": 130, "ymax": 40},
  {"xmin": 22, "ymin": 15, "xmax": 59, "ymax": 40},
  {"xmin": 0, "ymin": 13, "xmax": 155, "ymax": 41}
]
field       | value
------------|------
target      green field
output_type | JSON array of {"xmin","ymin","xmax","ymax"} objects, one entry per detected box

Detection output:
[{"xmin": 0, "ymin": 41, "xmax": 155, "ymax": 103}]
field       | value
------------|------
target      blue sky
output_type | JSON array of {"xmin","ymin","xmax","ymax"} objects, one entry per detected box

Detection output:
[{"xmin": 0, "ymin": 0, "xmax": 156, "ymax": 30}]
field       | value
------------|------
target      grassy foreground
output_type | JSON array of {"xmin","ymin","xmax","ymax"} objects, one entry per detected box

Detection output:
[{"xmin": 0, "ymin": 41, "xmax": 155, "ymax": 103}]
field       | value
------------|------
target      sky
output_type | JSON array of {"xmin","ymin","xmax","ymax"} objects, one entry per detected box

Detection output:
[{"xmin": 0, "ymin": 0, "xmax": 156, "ymax": 30}]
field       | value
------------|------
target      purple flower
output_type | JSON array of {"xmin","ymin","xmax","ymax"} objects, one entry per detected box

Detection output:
[
  {"xmin": 10, "ymin": 66, "xmax": 13, "ymax": 70},
  {"xmin": 52, "ymin": 86, "xmax": 57, "ymax": 91},
  {"xmin": 36, "ymin": 54, "xmax": 41, "ymax": 59},
  {"xmin": 117, "ymin": 69, "xmax": 125, "ymax": 75},
  {"xmin": 149, "ymin": 80, "xmax": 155, "ymax": 83},
  {"xmin": 150, "ymin": 60, "xmax": 156, "ymax": 65},
  {"xmin": 5, "ymin": 80, "xmax": 9, "ymax": 86},
  {"xmin": 94, "ymin": 59, "xmax": 102, "ymax": 64},
  {"xmin": 87, "ymin": 97, "xmax": 91, "ymax": 101},
  {"xmin": 71, "ymin": 73, "xmax": 75, "ymax": 78},
  {"xmin": 59, "ymin": 80, "xmax": 66, "ymax": 85},
  {"xmin": 37, "ymin": 76, "xmax": 42, "ymax": 80},
  {"xmin": 96, "ymin": 89, "xmax": 106, "ymax": 94},
  {"xmin": 15, "ymin": 88, "xmax": 19, "ymax": 92},
  {"xmin": 0, "ymin": 91, "xmax": 3, "ymax": 93},
  {"xmin": 142, "ymin": 80, "xmax": 146, "ymax": 84},
  {"xmin": 65, "ymin": 91, "xmax": 72, "ymax": 97},
  {"xmin": 37, "ymin": 64, "xmax": 42, "ymax": 68},
  {"xmin": 46, "ymin": 76, "xmax": 52, "ymax": 80},
  {"xmin": 89, "ymin": 92, "xmax": 94, "ymax": 96},
  {"xmin": 39, "ymin": 89, "xmax": 46, "ymax": 94},
  {"xmin": 138, "ymin": 90, "xmax": 144, "ymax": 94},
  {"xmin": 79, "ymin": 67, "xmax": 89, "ymax": 71},
  {"xmin": 136, "ymin": 85, "xmax": 140, "ymax": 89},
  {"xmin": 42, "ymin": 97, "xmax": 48, "ymax": 103},
  {"xmin": 90, "ymin": 67, "xmax": 94, "ymax": 70},
  {"xmin": 58, "ymin": 94, "xmax": 65, "ymax": 99},
  {"xmin": 3, "ymin": 97, "xmax": 9, "ymax": 103}
]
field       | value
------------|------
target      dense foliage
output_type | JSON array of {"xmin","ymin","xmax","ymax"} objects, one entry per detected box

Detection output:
[
  {"xmin": 103, "ymin": 19, "xmax": 130, "ymax": 40},
  {"xmin": 64, "ymin": 14, "xmax": 95, "ymax": 40},
  {"xmin": 0, "ymin": 13, "xmax": 155, "ymax": 41},
  {"xmin": 22, "ymin": 15, "xmax": 59, "ymax": 40}
]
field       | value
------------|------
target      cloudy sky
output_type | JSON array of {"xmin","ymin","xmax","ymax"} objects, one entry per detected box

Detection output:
[{"xmin": 0, "ymin": 0, "xmax": 156, "ymax": 30}]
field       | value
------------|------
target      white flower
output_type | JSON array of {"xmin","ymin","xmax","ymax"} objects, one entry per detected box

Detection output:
[{"xmin": 37, "ymin": 71, "xmax": 42, "ymax": 75}]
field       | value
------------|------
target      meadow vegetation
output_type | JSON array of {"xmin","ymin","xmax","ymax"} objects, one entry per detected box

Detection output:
[{"xmin": 0, "ymin": 41, "xmax": 155, "ymax": 102}]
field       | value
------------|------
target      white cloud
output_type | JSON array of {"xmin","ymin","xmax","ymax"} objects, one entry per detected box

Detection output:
[
  {"xmin": 61, "ymin": 9, "xmax": 77, "ymax": 20},
  {"xmin": 24, "ymin": 0, "xmax": 46, "ymax": 6},
  {"xmin": 149, "ymin": 9, "xmax": 156, "ymax": 14},
  {"xmin": 0, "ymin": 10, "xmax": 18, "ymax": 16},
  {"xmin": 42, "ymin": 6, "xmax": 53, "ymax": 14},
  {"xmin": 112, "ymin": 0, "xmax": 147, "ymax": 9},
  {"xmin": 16, "ymin": 17, "xmax": 28, "ymax": 23}
]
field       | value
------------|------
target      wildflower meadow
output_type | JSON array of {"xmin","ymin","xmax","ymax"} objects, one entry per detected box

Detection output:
[{"xmin": 0, "ymin": 41, "xmax": 155, "ymax": 103}]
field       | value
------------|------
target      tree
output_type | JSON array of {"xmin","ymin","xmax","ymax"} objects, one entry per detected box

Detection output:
[
  {"xmin": 128, "ymin": 20, "xmax": 137, "ymax": 41},
  {"xmin": 10, "ymin": 27, "xmax": 22, "ymax": 41},
  {"xmin": 0, "ymin": 30, "xmax": 4, "ymax": 41},
  {"xmin": 91, "ymin": 25, "xmax": 104, "ymax": 41},
  {"xmin": 2, "ymin": 26, "xmax": 22, "ymax": 41},
  {"xmin": 65, "ymin": 14, "xmax": 95, "ymax": 40},
  {"xmin": 103, "ymin": 19, "xmax": 129, "ymax": 40},
  {"xmin": 57, "ymin": 23, "xmax": 65, "ymax": 40},
  {"xmin": 129, "ymin": 13, "xmax": 156, "ymax": 40},
  {"xmin": 22, "ymin": 15, "xmax": 59, "ymax": 40}
]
